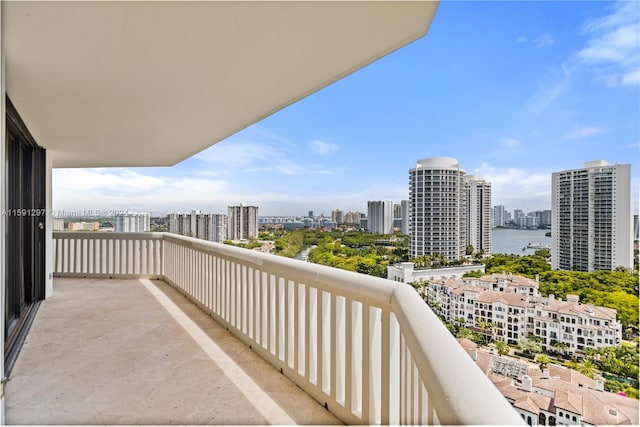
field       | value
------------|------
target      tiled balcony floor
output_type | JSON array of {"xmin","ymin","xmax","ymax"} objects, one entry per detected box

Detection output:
[{"xmin": 5, "ymin": 278, "xmax": 341, "ymax": 425}]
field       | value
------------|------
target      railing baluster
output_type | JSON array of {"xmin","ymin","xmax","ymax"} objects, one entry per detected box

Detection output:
[
  {"xmin": 381, "ymin": 307, "xmax": 391, "ymax": 425},
  {"xmin": 304, "ymin": 284, "xmax": 310, "ymax": 381},
  {"xmin": 345, "ymin": 297, "xmax": 353, "ymax": 414},
  {"xmin": 362, "ymin": 302, "xmax": 371, "ymax": 423}
]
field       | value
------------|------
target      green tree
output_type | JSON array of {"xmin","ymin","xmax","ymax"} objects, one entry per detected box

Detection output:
[
  {"xmin": 536, "ymin": 354, "xmax": 551, "ymax": 371},
  {"xmin": 576, "ymin": 359, "xmax": 597, "ymax": 379},
  {"xmin": 519, "ymin": 337, "xmax": 542, "ymax": 355},
  {"xmin": 495, "ymin": 340, "xmax": 509, "ymax": 356}
]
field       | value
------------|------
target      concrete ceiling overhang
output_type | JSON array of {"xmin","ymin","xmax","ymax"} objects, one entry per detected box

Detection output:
[{"xmin": 3, "ymin": 1, "xmax": 439, "ymax": 168}]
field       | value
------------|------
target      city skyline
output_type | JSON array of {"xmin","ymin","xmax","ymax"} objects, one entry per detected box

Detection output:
[{"xmin": 52, "ymin": 1, "xmax": 639, "ymax": 217}]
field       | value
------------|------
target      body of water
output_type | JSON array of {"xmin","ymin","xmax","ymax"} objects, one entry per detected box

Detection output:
[{"xmin": 492, "ymin": 228, "xmax": 551, "ymax": 255}]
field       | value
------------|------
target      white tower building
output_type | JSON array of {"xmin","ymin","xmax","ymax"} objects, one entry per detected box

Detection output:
[
  {"xmin": 228, "ymin": 205, "xmax": 259, "ymax": 241},
  {"xmin": 367, "ymin": 200, "xmax": 394, "ymax": 234},
  {"xmin": 466, "ymin": 175, "xmax": 492, "ymax": 254},
  {"xmin": 409, "ymin": 157, "xmax": 467, "ymax": 261},
  {"xmin": 114, "ymin": 212, "xmax": 150, "ymax": 232},
  {"xmin": 551, "ymin": 161, "xmax": 632, "ymax": 272}
]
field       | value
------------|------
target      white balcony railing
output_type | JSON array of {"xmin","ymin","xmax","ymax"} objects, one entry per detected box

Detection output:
[{"xmin": 52, "ymin": 232, "xmax": 523, "ymax": 425}]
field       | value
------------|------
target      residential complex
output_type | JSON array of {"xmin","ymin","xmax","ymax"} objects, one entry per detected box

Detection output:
[
  {"xmin": 367, "ymin": 200, "xmax": 394, "ymax": 234},
  {"xmin": 409, "ymin": 157, "xmax": 492, "ymax": 260},
  {"xmin": 228, "ymin": 205, "xmax": 259, "ymax": 241},
  {"xmin": 168, "ymin": 210, "xmax": 228, "ymax": 243},
  {"xmin": 551, "ymin": 161, "xmax": 632, "ymax": 272},
  {"xmin": 421, "ymin": 273, "xmax": 621, "ymax": 355},
  {"xmin": 114, "ymin": 212, "xmax": 150, "ymax": 232},
  {"xmin": 459, "ymin": 339, "xmax": 639, "ymax": 426}
]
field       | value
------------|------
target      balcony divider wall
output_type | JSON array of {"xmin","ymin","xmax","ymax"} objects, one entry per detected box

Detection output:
[{"xmin": 52, "ymin": 231, "xmax": 523, "ymax": 425}]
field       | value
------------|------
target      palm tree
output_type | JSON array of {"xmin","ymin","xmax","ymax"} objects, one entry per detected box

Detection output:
[
  {"xmin": 536, "ymin": 354, "xmax": 551, "ymax": 371},
  {"xmin": 495, "ymin": 340, "xmax": 509, "ymax": 356},
  {"xmin": 456, "ymin": 327, "xmax": 475, "ymax": 340},
  {"xmin": 576, "ymin": 359, "xmax": 597, "ymax": 379}
]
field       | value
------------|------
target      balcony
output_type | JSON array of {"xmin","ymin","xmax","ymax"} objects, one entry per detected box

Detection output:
[{"xmin": 7, "ymin": 232, "xmax": 521, "ymax": 425}]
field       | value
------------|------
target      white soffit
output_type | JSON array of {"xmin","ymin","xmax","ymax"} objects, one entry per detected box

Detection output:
[{"xmin": 3, "ymin": 1, "xmax": 439, "ymax": 168}]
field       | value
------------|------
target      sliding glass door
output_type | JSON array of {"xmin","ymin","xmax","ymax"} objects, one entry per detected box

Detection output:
[{"xmin": 4, "ymin": 98, "xmax": 46, "ymax": 369}]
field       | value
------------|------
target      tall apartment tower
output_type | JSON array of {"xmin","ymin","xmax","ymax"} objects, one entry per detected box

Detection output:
[
  {"xmin": 168, "ymin": 211, "xmax": 228, "ymax": 242},
  {"xmin": 400, "ymin": 199, "xmax": 409, "ymax": 235},
  {"xmin": 228, "ymin": 205, "xmax": 259, "ymax": 241},
  {"xmin": 492, "ymin": 205, "xmax": 506, "ymax": 228},
  {"xmin": 367, "ymin": 200, "xmax": 394, "ymax": 234},
  {"xmin": 114, "ymin": 212, "xmax": 150, "ymax": 232},
  {"xmin": 331, "ymin": 209, "xmax": 344, "ymax": 224},
  {"xmin": 409, "ymin": 157, "xmax": 468, "ymax": 261},
  {"xmin": 551, "ymin": 161, "xmax": 632, "ymax": 272},
  {"xmin": 466, "ymin": 175, "xmax": 492, "ymax": 254}
]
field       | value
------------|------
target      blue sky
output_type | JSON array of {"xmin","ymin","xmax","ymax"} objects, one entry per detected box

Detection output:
[{"xmin": 53, "ymin": 1, "xmax": 639, "ymax": 217}]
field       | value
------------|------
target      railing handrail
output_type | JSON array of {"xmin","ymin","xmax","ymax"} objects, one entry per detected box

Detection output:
[
  {"xmin": 161, "ymin": 232, "xmax": 397, "ymax": 307},
  {"xmin": 52, "ymin": 231, "xmax": 524, "ymax": 425}
]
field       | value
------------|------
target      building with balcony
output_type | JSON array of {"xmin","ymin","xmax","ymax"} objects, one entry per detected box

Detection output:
[
  {"xmin": 551, "ymin": 161, "xmax": 632, "ymax": 272},
  {"xmin": 465, "ymin": 175, "xmax": 492, "ymax": 254},
  {"xmin": 0, "ymin": 1, "xmax": 524, "ymax": 424},
  {"xmin": 114, "ymin": 212, "xmax": 150, "ymax": 233},
  {"xmin": 422, "ymin": 274, "xmax": 621, "ymax": 353},
  {"xmin": 409, "ymin": 157, "xmax": 491, "ymax": 260},
  {"xmin": 228, "ymin": 205, "xmax": 259, "ymax": 241},
  {"xmin": 169, "ymin": 211, "xmax": 228, "ymax": 243}
]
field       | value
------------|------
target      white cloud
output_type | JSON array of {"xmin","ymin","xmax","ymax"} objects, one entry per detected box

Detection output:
[
  {"xmin": 473, "ymin": 163, "xmax": 552, "ymax": 211},
  {"xmin": 577, "ymin": 1, "xmax": 640, "ymax": 87},
  {"xmin": 533, "ymin": 33, "xmax": 555, "ymax": 47},
  {"xmin": 523, "ymin": 63, "xmax": 574, "ymax": 115},
  {"xmin": 52, "ymin": 168, "xmax": 229, "ymax": 214},
  {"xmin": 563, "ymin": 126, "xmax": 604, "ymax": 139},
  {"xmin": 523, "ymin": 3, "xmax": 639, "ymax": 115},
  {"xmin": 308, "ymin": 140, "xmax": 338, "ymax": 156},
  {"xmin": 517, "ymin": 35, "xmax": 528, "ymax": 44}
]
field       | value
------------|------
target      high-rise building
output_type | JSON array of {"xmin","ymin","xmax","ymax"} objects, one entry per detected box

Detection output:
[
  {"xmin": 540, "ymin": 209, "xmax": 552, "ymax": 228},
  {"xmin": 114, "ymin": 212, "xmax": 150, "ymax": 232},
  {"xmin": 393, "ymin": 203, "xmax": 402, "ymax": 219},
  {"xmin": 331, "ymin": 209, "xmax": 344, "ymax": 224},
  {"xmin": 344, "ymin": 211, "xmax": 361, "ymax": 225},
  {"xmin": 551, "ymin": 161, "xmax": 632, "ymax": 272},
  {"xmin": 168, "ymin": 210, "xmax": 228, "ymax": 242},
  {"xmin": 409, "ymin": 157, "xmax": 468, "ymax": 261},
  {"xmin": 513, "ymin": 209, "xmax": 524, "ymax": 223},
  {"xmin": 228, "ymin": 205, "xmax": 259, "ymax": 241},
  {"xmin": 409, "ymin": 157, "xmax": 491, "ymax": 259},
  {"xmin": 401, "ymin": 200, "xmax": 409, "ymax": 235},
  {"xmin": 492, "ymin": 205, "xmax": 506, "ymax": 228},
  {"xmin": 367, "ymin": 200, "xmax": 394, "ymax": 234},
  {"xmin": 465, "ymin": 175, "xmax": 492, "ymax": 254}
]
